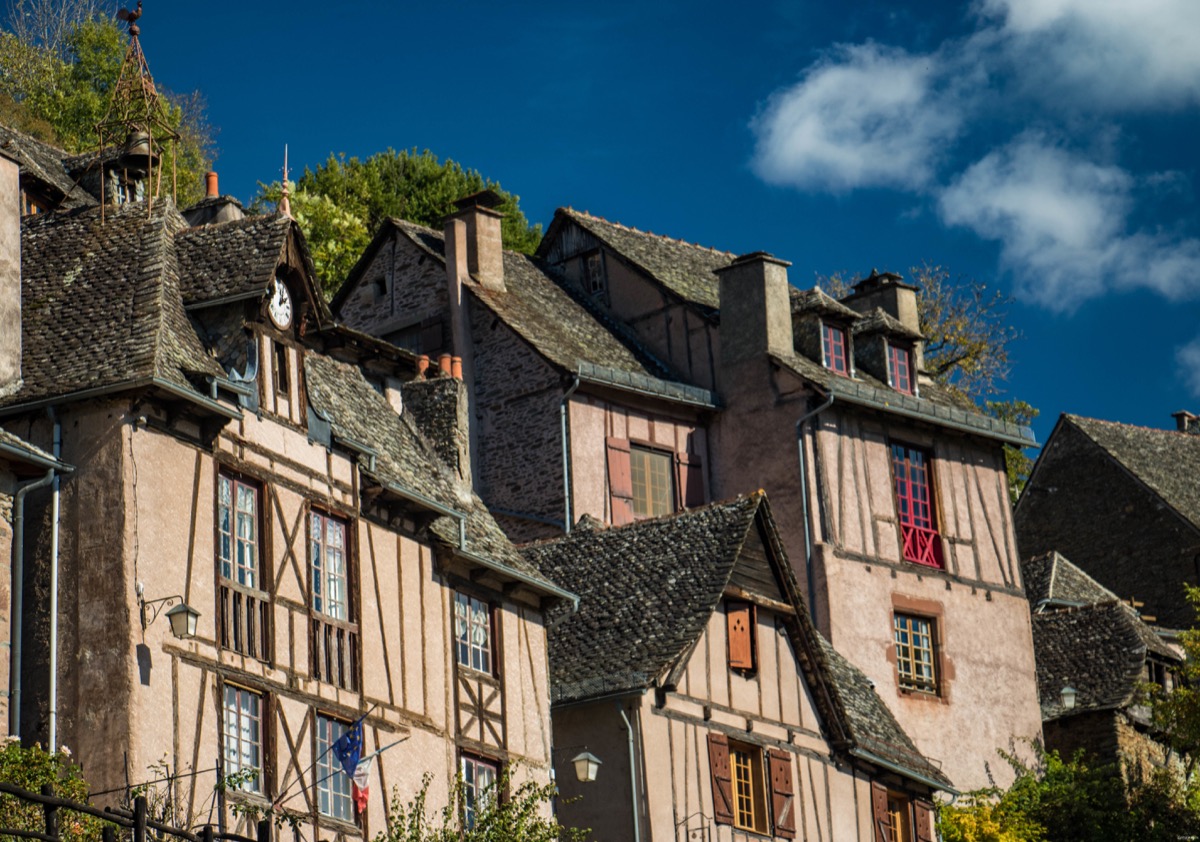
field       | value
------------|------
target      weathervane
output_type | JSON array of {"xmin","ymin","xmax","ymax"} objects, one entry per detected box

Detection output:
[{"xmin": 96, "ymin": 1, "xmax": 180, "ymax": 219}]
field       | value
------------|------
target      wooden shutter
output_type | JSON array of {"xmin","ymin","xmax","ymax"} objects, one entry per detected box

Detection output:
[
  {"xmin": 727, "ymin": 601, "xmax": 756, "ymax": 670},
  {"xmin": 871, "ymin": 782, "xmax": 890, "ymax": 842},
  {"xmin": 767, "ymin": 749, "xmax": 796, "ymax": 839},
  {"xmin": 606, "ymin": 437, "xmax": 635, "ymax": 525},
  {"xmin": 675, "ymin": 451, "xmax": 705, "ymax": 509},
  {"xmin": 707, "ymin": 733, "xmax": 734, "ymax": 825},
  {"xmin": 914, "ymin": 799, "xmax": 936, "ymax": 842}
]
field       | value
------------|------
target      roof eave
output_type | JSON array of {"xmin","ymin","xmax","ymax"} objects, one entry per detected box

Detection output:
[
  {"xmin": 848, "ymin": 747, "xmax": 957, "ymax": 794},
  {"xmin": 0, "ymin": 376, "xmax": 241, "ymax": 421},
  {"xmin": 0, "ymin": 439, "xmax": 73, "ymax": 473}
]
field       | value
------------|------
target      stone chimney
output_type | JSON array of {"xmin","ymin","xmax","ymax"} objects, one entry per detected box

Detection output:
[
  {"xmin": 401, "ymin": 376, "xmax": 472, "ymax": 483},
  {"xmin": 1172, "ymin": 410, "xmax": 1200, "ymax": 434},
  {"xmin": 0, "ymin": 150, "xmax": 21, "ymax": 397},
  {"xmin": 447, "ymin": 190, "xmax": 505, "ymax": 292},
  {"xmin": 716, "ymin": 251, "xmax": 794, "ymax": 367},
  {"xmin": 840, "ymin": 268, "xmax": 923, "ymax": 371}
]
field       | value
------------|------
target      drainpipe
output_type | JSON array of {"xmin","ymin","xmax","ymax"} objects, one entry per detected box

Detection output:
[
  {"xmin": 561, "ymin": 375, "xmax": 581, "ymax": 533},
  {"xmin": 616, "ymin": 704, "xmax": 641, "ymax": 842},
  {"xmin": 11, "ymin": 467, "xmax": 53, "ymax": 736},
  {"xmin": 796, "ymin": 394, "xmax": 834, "ymax": 627},
  {"xmin": 47, "ymin": 410, "xmax": 61, "ymax": 752}
]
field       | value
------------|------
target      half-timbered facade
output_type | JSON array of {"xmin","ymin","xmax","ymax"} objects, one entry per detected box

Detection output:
[
  {"xmin": 0, "ymin": 188, "xmax": 570, "ymax": 838},
  {"xmin": 525, "ymin": 493, "xmax": 949, "ymax": 842}
]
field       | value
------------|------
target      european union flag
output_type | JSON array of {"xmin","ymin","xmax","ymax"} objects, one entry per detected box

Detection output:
[{"xmin": 332, "ymin": 720, "xmax": 363, "ymax": 779}]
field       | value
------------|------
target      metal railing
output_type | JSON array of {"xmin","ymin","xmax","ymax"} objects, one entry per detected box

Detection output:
[{"xmin": 0, "ymin": 783, "xmax": 269, "ymax": 842}]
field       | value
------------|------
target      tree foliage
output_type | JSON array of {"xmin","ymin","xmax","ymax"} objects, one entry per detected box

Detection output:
[
  {"xmin": 254, "ymin": 149, "xmax": 542, "ymax": 295},
  {"xmin": 374, "ymin": 770, "xmax": 586, "ymax": 842},
  {"xmin": 0, "ymin": 8, "xmax": 216, "ymax": 203},
  {"xmin": 820, "ymin": 264, "xmax": 1036, "ymax": 500},
  {"xmin": 1147, "ymin": 585, "xmax": 1200, "ymax": 776}
]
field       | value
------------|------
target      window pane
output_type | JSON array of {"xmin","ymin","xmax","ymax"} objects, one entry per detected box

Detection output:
[
  {"xmin": 894, "ymin": 614, "xmax": 937, "ymax": 694},
  {"xmin": 221, "ymin": 686, "xmax": 262, "ymax": 793},
  {"xmin": 317, "ymin": 715, "xmax": 353, "ymax": 821},
  {"xmin": 312, "ymin": 513, "xmax": 349, "ymax": 621},
  {"xmin": 454, "ymin": 593, "xmax": 492, "ymax": 674},
  {"xmin": 630, "ymin": 446, "xmax": 676, "ymax": 517}
]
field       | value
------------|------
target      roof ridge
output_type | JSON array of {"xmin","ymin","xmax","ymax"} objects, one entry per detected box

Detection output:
[{"xmin": 563, "ymin": 206, "xmax": 738, "ymax": 257}]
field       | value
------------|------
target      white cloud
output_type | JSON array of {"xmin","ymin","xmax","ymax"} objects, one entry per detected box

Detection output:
[
  {"xmin": 750, "ymin": 43, "xmax": 961, "ymax": 193},
  {"xmin": 977, "ymin": 0, "xmax": 1200, "ymax": 110},
  {"xmin": 1176, "ymin": 336, "xmax": 1200, "ymax": 398},
  {"xmin": 939, "ymin": 134, "xmax": 1200, "ymax": 310}
]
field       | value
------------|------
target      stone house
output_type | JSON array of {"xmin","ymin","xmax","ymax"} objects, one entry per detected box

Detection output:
[
  {"xmin": 0, "ymin": 168, "xmax": 572, "ymax": 839},
  {"xmin": 1017, "ymin": 413, "xmax": 1200, "ymax": 631},
  {"xmin": 335, "ymin": 201, "xmax": 1044, "ymax": 789},
  {"xmin": 525, "ymin": 492, "xmax": 948, "ymax": 842},
  {"xmin": 1023, "ymin": 551, "xmax": 1183, "ymax": 783}
]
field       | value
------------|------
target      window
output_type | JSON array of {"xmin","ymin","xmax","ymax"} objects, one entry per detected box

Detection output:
[
  {"xmin": 886, "ymin": 793, "xmax": 913, "ymax": 842},
  {"xmin": 872, "ymin": 784, "xmax": 934, "ymax": 842},
  {"xmin": 888, "ymin": 343, "xmax": 913, "ymax": 394},
  {"xmin": 217, "ymin": 474, "xmax": 270, "ymax": 661},
  {"xmin": 894, "ymin": 613, "xmax": 938, "ymax": 694},
  {"xmin": 891, "ymin": 443, "xmax": 943, "ymax": 568},
  {"xmin": 222, "ymin": 685, "xmax": 263, "ymax": 794},
  {"xmin": 822, "ymin": 322, "xmax": 849, "ymax": 375},
  {"xmin": 726, "ymin": 601, "xmax": 756, "ymax": 672},
  {"xmin": 460, "ymin": 754, "xmax": 498, "ymax": 830},
  {"xmin": 630, "ymin": 444, "xmax": 675, "ymax": 518},
  {"xmin": 584, "ymin": 251, "xmax": 606, "ymax": 297},
  {"xmin": 707, "ymin": 735, "xmax": 795, "ymax": 837},
  {"xmin": 273, "ymin": 341, "xmax": 289, "ymax": 396},
  {"xmin": 316, "ymin": 715, "xmax": 354, "ymax": 822},
  {"xmin": 311, "ymin": 512, "xmax": 358, "ymax": 690},
  {"xmin": 454, "ymin": 592, "xmax": 493, "ymax": 674}
]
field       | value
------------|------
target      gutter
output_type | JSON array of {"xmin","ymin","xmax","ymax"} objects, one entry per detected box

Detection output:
[
  {"xmin": 372, "ymin": 475, "xmax": 468, "ymax": 548},
  {"xmin": 617, "ymin": 704, "xmax": 643, "ymax": 842},
  {"xmin": 849, "ymin": 748, "xmax": 958, "ymax": 796},
  {"xmin": 0, "ymin": 377, "xmax": 242, "ymax": 421},
  {"xmin": 796, "ymin": 393, "xmax": 835, "ymax": 625},
  {"xmin": 0, "ymin": 440, "xmax": 70, "ymax": 473}
]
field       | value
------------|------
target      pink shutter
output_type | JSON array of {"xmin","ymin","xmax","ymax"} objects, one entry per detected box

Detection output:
[
  {"xmin": 871, "ymin": 782, "xmax": 890, "ymax": 842},
  {"xmin": 914, "ymin": 799, "xmax": 936, "ymax": 842},
  {"xmin": 727, "ymin": 602, "xmax": 756, "ymax": 670},
  {"xmin": 768, "ymin": 749, "xmax": 796, "ymax": 838},
  {"xmin": 606, "ymin": 437, "xmax": 634, "ymax": 525},
  {"xmin": 675, "ymin": 451, "xmax": 705, "ymax": 509}
]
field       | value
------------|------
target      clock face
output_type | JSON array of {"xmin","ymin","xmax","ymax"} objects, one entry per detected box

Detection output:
[{"xmin": 267, "ymin": 276, "xmax": 293, "ymax": 329}]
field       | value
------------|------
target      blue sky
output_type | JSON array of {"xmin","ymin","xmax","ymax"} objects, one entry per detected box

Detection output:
[{"xmin": 90, "ymin": 1, "xmax": 1200, "ymax": 443}]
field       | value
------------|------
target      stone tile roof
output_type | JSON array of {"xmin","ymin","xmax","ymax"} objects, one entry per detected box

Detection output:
[
  {"xmin": 1031, "ymin": 601, "xmax": 1178, "ymax": 721},
  {"xmin": 0, "ymin": 124, "xmax": 95, "ymax": 210},
  {"xmin": 385, "ymin": 219, "xmax": 687, "ymax": 383},
  {"xmin": 543, "ymin": 208, "xmax": 736, "ymax": 314},
  {"xmin": 791, "ymin": 287, "xmax": 861, "ymax": 320},
  {"xmin": 852, "ymin": 307, "xmax": 924, "ymax": 341},
  {"xmin": 303, "ymin": 354, "xmax": 555, "ymax": 586},
  {"xmin": 1023, "ymin": 551, "xmax": 1120, "ymax": 607},
  {"xmin": 1, "ymin": 201, "xmax": 222, "ymax": 410},
  {"xmin": 0, "ymin": 427, "xmax": 70, "ymax": 473},
  {"xmin": 1064, "ymin": 415, "xmax": 1200, "ymax": 534},
  {"xmin": 175, "ymin": 213, "xmax": 292, "ymax": 305},
  {"xmin": 523, "ymin": 494, "xmax": 950, "ymax": 788}
]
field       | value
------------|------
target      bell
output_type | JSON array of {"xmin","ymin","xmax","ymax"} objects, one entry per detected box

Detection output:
[{"xmin": 118, "ymin": 129, "xmax": 160, "ymax": 172}]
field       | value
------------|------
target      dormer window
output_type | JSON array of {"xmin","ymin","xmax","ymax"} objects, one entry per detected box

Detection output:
[
  {"xmin": 584, "ymin": 251, "xmax": 607, "ymax": 298},
  {"xmin": 888, "ymin": 343, "xmax": 913, "ymax": 394},
  {"xmin": 822, "ymin": 322, "xmax": 849, "ymax": 375}
]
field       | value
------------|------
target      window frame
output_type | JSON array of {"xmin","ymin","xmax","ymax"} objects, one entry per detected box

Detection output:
[
  {"xmin": 821, "ymin": 321, "xmax": 850, "ymax": 375},
  {"xmin": 454, "ymin": 591, "xmax": 496, "ymax": 676},
  {"xmin": 887, "ymin": 341, "xmax": 914, "ymax": 395},
  {"xmin": 215, "ymin": 470, "xmax": 271, "ymax": 662},
  {"xmin": 629, "ymin": 442, "xmax": 676, "ymax": 519},
  {"xmin": 314, "ymin": 713, "xmax": 356, "ymax": 824},
  {"xmin": 890, "ymin": 442, "xmax": 944, "ymax": 569},
  {"xmin": 221, "ymin": 683, "xmax": 266, "ymax": 796},
  {"xmin": 582, "ymin": 249, "xmax": 607, "ymax": 299},
  {"xmin": 309, "ymin": 508, "xmax": 360, "ymax": 691},
  {"xmin": 272, "ymin": 340, "xmax": 290, "ymax": 397},
  {"xmin": 460, "ymin": 753, "xmax": 500, "ymax": 830},
  {"xmin": 893, "ymin": 612, "xmax": 939, "ymax": 696},
  {"xmin": 728, "ymin": 739, "xmax": 769, "ymax": 835}
]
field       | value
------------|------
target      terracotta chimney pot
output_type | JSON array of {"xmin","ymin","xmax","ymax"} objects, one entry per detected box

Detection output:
[
  {"xmin": 417, "ymin": 354, "xmax": 430, "ymax": 378},
  {"xmin": 438, "ymin": 353, "xmax": 452, "ymax": 376},
  {"xmin": 205, "ymin": 171, "xmax": 218, "ymax": 198},
  {"xmin": 451, "ymin": 356, "xmax": 463, "ymax": 380}
]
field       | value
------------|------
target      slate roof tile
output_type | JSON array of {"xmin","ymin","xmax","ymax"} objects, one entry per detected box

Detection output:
[
  {"xmin": 1023, "ymin": 551, "xmax": 1120, "ymax": 607},
  {"xmin": 1, "ymin": 201, "xmax": 222, "ymax": 409},
  {"xmin": 0, "ymin": 124, "xmax": 95, "ymax": 210},
  {"xmin": 175, "ymin": 213, "xmax": 292, "ymax": 305}
]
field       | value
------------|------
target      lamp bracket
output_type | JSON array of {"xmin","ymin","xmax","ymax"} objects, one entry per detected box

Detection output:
[{"xmin": 139, "ymin": 593, "xmax": 183, "ymax": 629}]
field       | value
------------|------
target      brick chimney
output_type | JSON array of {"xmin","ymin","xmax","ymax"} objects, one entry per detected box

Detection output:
[
  {"xmin": 447, "ymin": 190, "xmax": 505, "ymax": 292},
  {"xmin": 840, "ymin": 268, "xmax": 924, "ymax": 371},
  {"xmin": 0, "ymin": 150, "xmax": 21, "ymax": 397},
  {"xmin": 716, "ymin": 251, "xmax": 794, "ymax": 367}
]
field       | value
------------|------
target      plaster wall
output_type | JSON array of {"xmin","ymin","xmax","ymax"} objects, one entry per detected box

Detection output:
[
  {"xmin": 0, "ymin": 153, "xmax": 19, "ymax": 395},
  {"xmin": 0, "ymin": 463, "xmax": 14, "ymax": 734}
]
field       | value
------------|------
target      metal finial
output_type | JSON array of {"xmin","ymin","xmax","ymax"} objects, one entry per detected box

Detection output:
[
  {"xmin": 279, "ymin": 145, "xmax": 291, "ymax": 217},
  {"xmin": 117, "ymin": 1, "xmax": 143, "ymax": 34}
]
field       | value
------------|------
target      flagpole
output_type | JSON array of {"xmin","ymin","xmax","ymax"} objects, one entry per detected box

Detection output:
[{"xmin": 271, "ymin": 704, "xmax": 380, "ymax": 810}]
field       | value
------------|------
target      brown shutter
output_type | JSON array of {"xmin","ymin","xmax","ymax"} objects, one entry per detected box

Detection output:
[
  {"xmin": 675, "ymin": 451, "xmax": 705, "ymax": 509},
  {"xmin": 706, "ymin": 733, "xmax": 734, "ymax": 825},
  {"xmin": 871, "ymin": 782, "xmax": 890, "ymax": 842},
  {"xmin": 767, "ymin": 749, "xmax": 796, "ymax": 839},
  {"xmin": 727, "ymin": 601, "xmax": 756, "ymax": 670},
  {"xmin": 606, "ymin": 437, "xmax": 635, "ymax": 525},
  {"xmin": 914, "ymin": 799, "xmax": 936, "ymax": 842}
]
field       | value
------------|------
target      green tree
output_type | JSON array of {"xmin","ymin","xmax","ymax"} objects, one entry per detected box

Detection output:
[
  {"xmin": 253, "ymin": 148, "xmax": 542, "ymax": 295},
  {"xmin": 0, "ymin": 741, "xmax": 104, "ymax": 842},
  {"xmin": 374, "ymin": 769, "xmax": 587, "ymax": 842},
  {"xmin": 820, "ymin": 264, "xmax": 1036, "ymax": 500},
  {"xmin": 1147, "ymin": 585, "xmax": 1200, "ymax": 775}
]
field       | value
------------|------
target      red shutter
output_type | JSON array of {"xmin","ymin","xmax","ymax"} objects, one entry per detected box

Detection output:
[
  {"xmin": 675, "ymin": 451, "xmax": 705, "ymax": 509},
  {"xmin": 767, "ymin": 749, "xmax": 796, "ymax": 839},
  {"xmin": 914, "ymin": 799, "xmax": 936, "ymax": 842},
  {"xmin": 707, "ymin": 733, "xmax": 734, "ymax": 825},
  {"xmin": 871, "ymin": 782, "xmax": 890, "ymax": 842},
  {"xmin": 726, "ymin": 602, "xmax": 756, "ymax": 670},
  {"xmin": 606, "ymin": 437, "xmax": 634, "ymax": 525}
]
